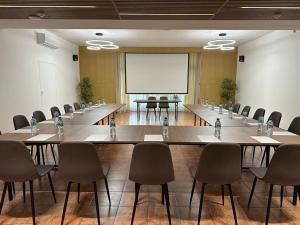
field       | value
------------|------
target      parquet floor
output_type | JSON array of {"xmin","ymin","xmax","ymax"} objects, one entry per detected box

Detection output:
[{"xmin": 0, "ymin": 111, "xmax": 299, "ymax": 225}]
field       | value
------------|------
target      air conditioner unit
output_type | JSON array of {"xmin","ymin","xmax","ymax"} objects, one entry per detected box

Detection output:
[{"xmin": 36, "ymin": 32, "xmax": 59, "ymax": 50}]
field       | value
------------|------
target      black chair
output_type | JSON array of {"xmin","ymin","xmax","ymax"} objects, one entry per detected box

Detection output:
[
  {"xmin": 0, "ymin": 140, "xmax": 56, "ymax": 225},
  {"xmin": 64, "ymin": 104, "xmax": 72, "ymax": 114},
  {"xmin": 13, "ymin": 115, "xmax": 30, "ymax": 130},
  {"xmin": 146, "ymin": 97, "xmax": 157, "ymax": 120},
  {"xmin": 248, "ymin": 144, "xmax": 300, "ymax": 225},
  {"xmin": 74, "ymin": 102, "xmax": 81, "ymax": 111},
  {"xmin": 33, "ymin": 110, "xmax": 46, "ymax": 123},
  {"xmin": 288, "ymin": 117, "xmax": 300, "ymax": 135},
  {"xmin": 233, "ymin": 103, "xmax": 241, "ymax": 113},
  {"xmin": 159, "ymin": 96, "xmax": 169, "ymax": 118},
  {"xmin": 189, "ymin": 143, "xmax": 241, "ymax": 225},
  {"xmin": 50, "ymin": 106, "xmax": 61, "ymax": 118},
  {"xmin": 253, "ymin": 108, "xmax": 266, "ymax": 120},
  {"xmin": 240, "ymin": 106, "xmax": 251, "ymax": 117}
]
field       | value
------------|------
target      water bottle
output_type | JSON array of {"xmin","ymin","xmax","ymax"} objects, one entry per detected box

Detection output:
[
  {"xmin": 267, "ymin": 119, "xmax": 274, "ymax": 137},
  {"xmin": 30, "ymin": 115, "xmax": 38, "ymax": 135},
  {"xmin": 81, "ymin": 103, "xmax": 86, "ymax": 113},
  {"xmin": 69, "ymin": 106, "xmax": 74, "ymax": 119},
  {"xmin": 110, "ymin": 117, "xmax": 116, "ymax": 138},
  {"xmin": 163, "ymin": 117, "xmax": 169, "ymax": 138},
  {"xmin": 205, "ymin": 99, "xmax": 208, "ymax": 107},
  {"xmin": 56, "ymin": 116, "xmax": 64, "ymax": 136},
  {"xmin": 211, "ymin": 103, "xmax": 215, "ymax": 111},
  {"xmin": 214, "ymin": 118, "xmax": 221, "ymax": 139},
  {"xmin": 242, "ymin": 111, "xmax": 247, "ymax": 124},
  {"xmin": 228, "ymin": 106, "xmax": 233, "ymax": 119},
  {"xmin": 219, "ymin": 105, "xmax": 223, "ymax": 114},
  {"xmin": 258, "ymin": 116, "xmax": 264, "ymax": 134}
]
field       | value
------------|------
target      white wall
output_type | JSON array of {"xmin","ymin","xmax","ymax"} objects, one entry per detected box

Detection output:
[
  {"xmin": 0, "ymin": 29, "xmax": 80, "ymax": 132},
  {"xmin": 236, "ymin": 30, "xmax": 300, "ymax": 129}
]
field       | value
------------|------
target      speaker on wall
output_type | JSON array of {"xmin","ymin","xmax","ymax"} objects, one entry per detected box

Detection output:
[
  {"xmin": 239, "ymin": 55, "xmax": 245, "ymax": 62},
  {"xmin": 73, "ymin": 54, "xmax": 78, "ymax": 61}
]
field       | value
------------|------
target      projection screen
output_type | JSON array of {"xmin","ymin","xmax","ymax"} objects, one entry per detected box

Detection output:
[{"xmin": 125, "ymin": 53, "xmax": 189, "ymax": 94}]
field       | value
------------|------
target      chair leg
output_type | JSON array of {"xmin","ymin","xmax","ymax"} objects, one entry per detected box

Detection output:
[
  {"xmin": 104, "ymin": 178, "xmax": 111, "ymax": 205},
  {"xmin": 161, "ymin": 184, "xmax": 164, "ymax": 205},
  {"xmin": 252, "ymin": 147, "xmax": 256, "ymax": 162},
  {"xmin": 131, "ymin": 183, "xmax": 141, "ymax": 225},
  {"xmin": 146, "ymin": 109, "xmax": 149, "ymax": 120},
  {"xmin": 265, "ymin": 184, "xmax": 274, "ymax": 225},
  {"xmin": 163, "ymin": 184, "xmax": 172, "ymax": 225},
  {"xmin": 23, "ymin": 182, "xmax": 26, "ymax": 203},
  {"xmin": 260, "ymin": 150, "xmax": 266, "ymax": 167},
  {"xmin": 166, "ymin": 108, "xmax": 169, "ymax": 117},
  {"xmin": 280, "ymin": 186, "xmax": 284, "ymax": 207},
  {"xmin": 198, "ymin": 183, "xmax": 206, "ymax": 225},
  {"xmin": 221, "ymin": 185, "xmax": 225, "ymax": 205},
  {"xmin": 93, "ymin": 182, "xmax": 101, "ymax": 225},
  {"xmin": 12, "ymin": 182, "xmax": 15, "ymax": 194},
  {"xmin": 248, "ymin": 177, "xmax": 257, "ymax": 207},
  {"xmin": 30, "ymin": 145, "xmax": 33, "ymax": 156},
  {"xmin": 228, "ymin": 184, "xmax": 238, "ymax": 225},
  {"xmin": 77, "ymin": 183, "xmax": 80, "ymax": 203},
  {"xmin": 159, "ymin": 108, "xmax": 161, "ymax": 118},
  {"xmin": 50, "ymin": 144, "xmax": 57, "ymax": 165},
  {"xmin": 47, "ymin": 173, "xmax": 56, "ymax": 203},
  {"xmin": 29, "ymin": 180, "xmax": 36, "ymax": 225},
  {"xmin": 154, "ymin": 109, "xmax": 157, "ymax": 119},
  {"xmin": 189, "ymin": 179, "xmax": 196, "ymax": 206},
  {"xmin": 0, "ymin": 182, "xmax": 8, "ymax": 214},
  {"xmin": 61, "ymin": 182, "xmax": 72, "ymax": 225},
  {"xmin": 41, "ymin": 145, "xmax": 46, "ymax": 165}
]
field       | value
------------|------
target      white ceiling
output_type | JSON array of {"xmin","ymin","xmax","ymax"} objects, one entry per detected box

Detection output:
[{"xmin": 51, "ymin": 29, "xmax": 271, "ymax": 47}]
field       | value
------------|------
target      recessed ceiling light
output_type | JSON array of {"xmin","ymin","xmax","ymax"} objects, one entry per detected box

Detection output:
[
  {"xmin": 240, "ymin": 6, "xmax": 300, "ymax": 9},
  {"xmin": 0, "ymin": 5, "xmax": 96, "ymax": 8},
  {"xmin": 119, "ymin": 13, "xmax": 214, "ymax": 16}
]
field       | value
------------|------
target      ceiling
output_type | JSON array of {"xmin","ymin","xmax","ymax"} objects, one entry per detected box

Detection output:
[
  {"xmin": 52, "ymin": 29, "xmax": 271, "ymax": 47},
  {"xmin": 0, "ymin": 1, "xmax": 300, "ymax": 20}
]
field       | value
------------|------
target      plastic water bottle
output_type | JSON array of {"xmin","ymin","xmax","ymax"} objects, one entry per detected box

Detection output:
[
  {"xmin": 163, "ymin": 117, "xmax": 169, "ymax": 138},
  {"xmin": 267, "ymin": 119, "xmax": 274, "ymax": 137},
  {"xmin": 258, "ymin": 116, "xmax": 264, "ymax": 134},
  {"xmin": 110, "ymin": 117, "xmax": 116, "ymax": 138},
  {"xmin": 228, "ymin": 106, "xmax": 233, "ymax": 119},
  {"xmin": 57, "ymin": 116, "xmax": 64, "ymax": 136},
  {"xmin": 211, "ymin": 103, "xmax": 215, "ymax": 111},
  {"xmin": 205, "ymin": 99, "xmax": 208, "ymax": 107},
  {"xmin": 214, "ymin": 118, "xmax": 221, "ymax": 139},
  {"xmin": 219, "ymin": 105, "xmax": 223, "ymax": 114},
  {"xmin": 242, "ymin": 111, "xmax": 247, "ymax": 124},
  {"xmin": 69, "ymin": 107, "xmax": 74, "ymax": 119},
  {"xmin": 30, "ymin": 115, "xmax": 38, "ymax": 135}
]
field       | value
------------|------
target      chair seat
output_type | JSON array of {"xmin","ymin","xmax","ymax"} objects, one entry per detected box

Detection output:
[
  {"xmin": 36, "ymin": 165, "xmax": 54, "ymax": 177},
  {"xmin": 190, "ymin": 165, "xmax": 197, "ymax": 178},
  {"xmin": 250, "ymin": 167, "xmax": 267, "ymax": 179},
  {"xmin": 102, "ymin": 164, "xmax": 110, "ymax": 177}
]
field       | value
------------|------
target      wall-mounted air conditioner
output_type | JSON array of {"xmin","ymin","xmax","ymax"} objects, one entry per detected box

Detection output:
[{"xmin": 36, "ymin": 32, "xmax": 59, "ymax": 50}]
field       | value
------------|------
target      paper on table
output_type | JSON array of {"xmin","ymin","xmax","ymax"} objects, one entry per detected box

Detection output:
[
  {"xmin": 247, "ymin": 122, "xmax": 259, "ymax": 126},
  {"xmin": 272, "ymin": 131, "xmax": 297, "ymax": 136},
  {"xmin": 84, "ymin": 134, "xmax": 108, "ymax": 141},
  {"xmin": 233, "ymin": 116, "xmax": 243, "ymax": 119},
  {"xmin": 26, "ymin": 134, "xmax": 56, "ymax": 141},
  {"xmin": 73, "ymin": 111, "xmax": 83, "ymax": 114},
  {"xmin": 144, "ymin": 135, "xmax": 163, "ymax": 142},
  {"xmin": 40, "ymin": 121, "xmax": 55, "ymax": 124},
  {"xmin": 197, "ymin": 135, "xmax": 221, "ymax": 142},
  {"xmin": 10, "ymin": 129, "xmax": 32, "ymax": 133},
  {"xmin": 61, "ymin": 116, "xmax": 71, "ymax": 119},
  {"xmin": 250, "ymin": 136, "xmax": 280, "ymax": 144}
]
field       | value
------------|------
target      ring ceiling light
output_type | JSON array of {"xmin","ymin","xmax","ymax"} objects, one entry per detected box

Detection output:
[
  {"xmin": 87, "ymin": 45, "xmax": 101, "ymax": 51},
  {"xmin": 100, "ymin": 44, "xmax": 119, "ymax": 50},
  {"xmin": 203, "ymin": 33, "xmax": 236, "ymax": 51},
  {"xmin": 86, "ymin": 40, "xmax": 113, "ymax": 46},
  {"xmin": 86, "ymin": 36, "xmax": 119, "ymax": 51},
  {"xmin": 208, "ymin": 39, "xmax": 236, "ymax": 46}
]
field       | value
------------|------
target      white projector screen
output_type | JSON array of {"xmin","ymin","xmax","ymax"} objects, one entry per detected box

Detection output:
[{"xmin": 125, "ymin": 53, "xmax": 189, "ymax": 94}]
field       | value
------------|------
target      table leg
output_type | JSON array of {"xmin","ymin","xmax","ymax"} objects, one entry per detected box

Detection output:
[
  {"xmin": 36, "ymin": 145, "xmax": 41, "ymax": 165},
  {"xmin": 194, "ymin": 114, "xmax": 196, "ymax": 126},
  {"xmin": 293, "ymin": 186, "xmax": 298, "ymax": 205},
  {"xmin": 265, "ymin": 146, "xmax": 270, "ymax": 167},
  {"xmin": 199, "ymin": 118, "xmax": 202, "ymax": 126},
  {"xmin": 8, "ymin": 182, "xmax": 13, "ymax": 201},
  {"xmin": 107, "ymin": 115, "xmax": 110, "ymax": 125}
]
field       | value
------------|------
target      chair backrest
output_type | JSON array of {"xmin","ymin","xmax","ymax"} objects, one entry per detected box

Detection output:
[
  {"xmin": 0, "ymin": 141, "xmax": 38, "ymax": 182},
  {"xmin": 233, "ymin": 103, "xmax": 241, "ymax": 113},
  {"xmin": 146, "ymin": 96, "xmax": 157, "ymax": 108},
  {"xmin": 241, "ymin": 106, "xmax": 251, "ymax": 117},
  {"xmin": 33, "ymin": 110, "xmax": 46, "ymax": 123},
  {"xmin": 288, "ymin": 117, "xmax": 300, "ymax": 135},
  {"xmin": 268, "ymin": 111, "xmax": 282, "ymax": 127},
  {"xmin": 50, "ymin": 106, "xmax": 61, "ymax": 118},
  {"xmin": 13, "ymin": 115, "xmax": 29, "ymax": 130},
  {"xmin": 74, "ymin": 102, "xmax": 81, "ymax": 110},
  {"xmin": 59, "ymin": 142, "xmax": 105, "ymax": 183},
  {"xmin": 253, "ymin": 108, "xmax": 265, "ymax": 120},
  {"xmin": 64, "ymin": 104, "xmax": 72, "ymax": 113},
  {"xmin": 129, "ymin": 142, "xmax": 174, "ymax": 185},
  {"xmin": 264, "ymin": 144, "xmax": 300, "ymax": 185},
  {"xmin": 159, "ymin": 96, "xmax": 169, "ymax": 108},
  {"xmin": 195, "ymin": 143, "xmax": 241, "ymax": 185}
]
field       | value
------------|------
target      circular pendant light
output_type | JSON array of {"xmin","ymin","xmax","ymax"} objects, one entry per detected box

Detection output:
[
  {"xmin": 86, "ymin": 40, "xmax": 113, "ymax": 46},
  {"xmin": 86, "ymin": 45, "xmax": 101, "ymax": 51}
]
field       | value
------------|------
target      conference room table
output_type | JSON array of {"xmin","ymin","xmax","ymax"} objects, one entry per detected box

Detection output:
[{"xmin": 134, "ymin": 99, "xmax": 182, "ymax": 121}]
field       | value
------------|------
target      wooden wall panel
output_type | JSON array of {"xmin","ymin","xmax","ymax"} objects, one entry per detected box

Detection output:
[
  {"xmin": 79, "ymin": 47, "xmax": 117, "ymax": 103},
  {"xmin": 199, "ymin": 50, "xmax": 237, "ymax": 104}
]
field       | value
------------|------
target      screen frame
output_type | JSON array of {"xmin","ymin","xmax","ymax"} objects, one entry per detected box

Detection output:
[{"xmin": 125, "ymin": 52, "xmax": 190, "ymax": 94}]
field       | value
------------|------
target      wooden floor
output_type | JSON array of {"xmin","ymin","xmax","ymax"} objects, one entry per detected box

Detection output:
[{"xmin": 0, "ymin": 111, "xmax": 299, "ymax": 225}]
